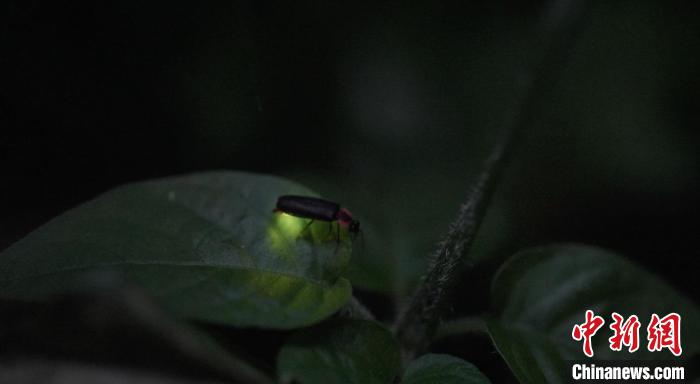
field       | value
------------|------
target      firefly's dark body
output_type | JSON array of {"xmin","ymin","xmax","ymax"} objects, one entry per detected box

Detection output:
[
  {"xmin": 275, "ymin": 195, "xmax": 360, "ymax": 234},
  {"xmin": 276, "ymin": 195, "xmax": 340, "ymax": 221}
]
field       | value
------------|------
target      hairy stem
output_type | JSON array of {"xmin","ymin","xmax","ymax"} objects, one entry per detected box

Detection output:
[
  {"xmin": 393, "ymin": 0, "xmax": 587, "ymax": 361},
  {"xmin": 393, "ymin": 131, "xmax": 510, "ymax": 359}
]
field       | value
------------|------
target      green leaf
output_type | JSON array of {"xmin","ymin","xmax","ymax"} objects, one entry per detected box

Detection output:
[
  {"xmin": 0, "ymin": 171, "xmax": 352, "ymax": 329},
  {"xmin": 276, "ymin": 319, "xmax": 401, "ymax": 384},
  {"xmin": 403, "ymin": 354, "xmax": 491, "ymax": 384},
  {"xmin": 487, "ymin": 244, "xmax": 700, "ymax": 384}
]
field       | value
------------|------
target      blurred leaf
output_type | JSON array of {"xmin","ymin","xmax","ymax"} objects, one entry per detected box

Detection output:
[
  {"xmin": 0, "ymin": 171, "xmax": 352, "ymax": 329},
  {"xmin": 487, "ymin": 244, "xmax": 700, "ymax": 383},
  {"xmin": 0, "ymin": 359, "xmax": 230, "ymax": 384},
  {"xmin": 276, "ymin": 319, "xmax": 401, "ymax": 384},
  {"xmin": 402, "ymin": 354, "xmax": 491, "ymax": 384},
  {"xmin": 0, "ymin": 284, "xmax": 275, "ymax": 383}
]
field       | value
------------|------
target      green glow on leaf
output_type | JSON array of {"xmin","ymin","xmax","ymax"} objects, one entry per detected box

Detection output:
[{"xmin": 0, "ymin": 171, "xmax": 353, "ymax": 329}]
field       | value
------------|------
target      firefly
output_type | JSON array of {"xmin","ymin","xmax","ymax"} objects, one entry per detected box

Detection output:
[{"xmin": 274, "ymin": 195, "xmax": 360, "ymax": 242}]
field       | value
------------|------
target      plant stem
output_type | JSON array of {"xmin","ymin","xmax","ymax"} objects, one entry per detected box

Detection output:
[
  {"xmin": 436, "ymin": 316, "xmax": 487, "ymax": 339},
  {"xmin": 393, "ymin": 0, "xmax": 587, "ymax": 362},
  {"xmin": 393, "ymin": 129, "xmax": 511, "ymax": 360}
]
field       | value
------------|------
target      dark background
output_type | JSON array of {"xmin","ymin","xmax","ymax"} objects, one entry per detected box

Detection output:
[{"xmin": 1, "ymin": 0, "xmax": 698, "ymax": 381}]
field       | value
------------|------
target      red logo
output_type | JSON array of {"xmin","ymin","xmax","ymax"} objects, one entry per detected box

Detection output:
[
  {"xmin": 572, "ymin": 310, "xmax": 605, "ymax": 357},
  {"xmin": 608, "ymin": 312, "xmax": 641, "ymax": 353},
  {"xmin": 572, "ymin": 310, "xmax": 682, "ymax": 357},
  {"xmin": 647, "ymin": 313, "xmax": 682, "ymax": 356}
]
